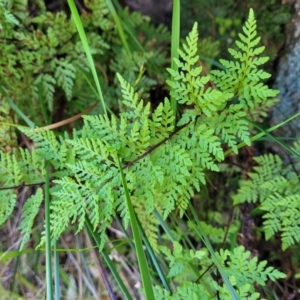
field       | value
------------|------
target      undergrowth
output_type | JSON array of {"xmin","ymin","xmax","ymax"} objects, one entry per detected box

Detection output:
[{"xmin": 0, "ymin": 1, "xmax": 299, "ymax": 299}]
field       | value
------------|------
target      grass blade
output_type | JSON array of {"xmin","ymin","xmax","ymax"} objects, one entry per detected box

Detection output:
[
  {"xmin": 0, "ymin": 85, "xmax": 35, "ymax": 129},
  {"xmin": 187, "ymin": 203, "xmax": 239, "ymax": 300},
  {"xmin": 85, "ymin": 217, "xmax": 133, "ymax": 300},
  {"xmin": 246, "ymin": 118, "xmax": 300, "ymax": 159},
  {"xmin": 67, "ymin": 0, "xmax": 107, "ymax": 115},
  {"xmin": 105, "ymin": 0, "xmax": 130, "ymax": 54},
  {"xmin": 45, "ymin": 162, "xmax": 54, "ymax": 300},
  {"xmin": 170, "ymin": 0, "xmax": 180, "ymax": 122},
  {"xmin": 117, "ymin": 155, "xmax": 155, "ymax": 300}
]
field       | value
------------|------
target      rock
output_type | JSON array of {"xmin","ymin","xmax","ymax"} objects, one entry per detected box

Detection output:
[
  {"xmin": 124, "ymin": 0, "xmax": 173, "ymax": 24},
  {"xmin": 272, "ymin": 0, "xmax": 300, "ymax": 138}
]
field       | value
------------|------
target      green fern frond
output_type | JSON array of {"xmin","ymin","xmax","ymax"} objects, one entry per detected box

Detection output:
[
  {"xmin": 232, "ymin": 154, "xmax": 283, "ymax": 205},
  {"xmin": 234, "ymin": 148, "xmax": 300, "ymax": 249},
  {"xmin": 217, "ymin": 246, "xmax": 286, "ymax": 288},
  {"xmin": 167, "ymin": 22, "xmax": 232, "ymax": 124},
  {"xmin": 160, "ymin": 241, "xmax": 208, "ymax": 279},
  {"xmin": 118, "ymin": 73, "xmax": 151, "ymax": 121},
  {"xmin": 261, "ymin": 194, "xmax": 300, "ymax": 250},
  {"xmin": 0, "ymin": 189, "xmax": 16, "ymax": 226},
  {"xmin": 21, "ymin": 128, "xmax": 65, "ymax": 169},
  {"xmin": 19, "ymin": 188, "xmax": 43, "ymax": 249},
  {"xmin": 0, "ymin": 148, "xmax": 45, "ymax": 225},
  {"xmin": 54, "ymin": 60, "xmax": 76, "ymax": 100},
  {"xmin": 211, "ymin": 8, "xmax": 278, "ymax": 117},
  {"xmin": 34, "ymin": 74, "xmax": 56, "ymax": 112},
  {"xmin": 149, "ymin": 98, "xmax": 175, "ymax": 143}
]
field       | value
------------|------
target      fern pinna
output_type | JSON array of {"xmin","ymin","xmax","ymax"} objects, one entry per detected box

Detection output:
[{"xmin": 0, "ymin": 8, "xmax": 286, "ymax": 296}]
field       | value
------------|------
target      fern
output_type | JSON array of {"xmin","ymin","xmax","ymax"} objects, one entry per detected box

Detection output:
[
  {"xmin": 155, "ymin": 243, "xmax": 285, "ymax": 299},
  {"xmin": 0, "ymin": 148, "xmax": 44, "ymax": 228},
  {"xmin": 217, "ymin": 246, "xmax": 286, "ymax": 287},
  {"xmin": 233, "ymin": 143, "xmax": 300, "ymax": 250},
  {"xmin": 0, "ymin": 9, "xmax": 287, "ymax": 297},
  {"xmin": 19, "ymin": 188, "xmax": 43, "ymax": 249},
  {"xmin": 211, "ymin": 8, "xmax": 278, "ymax": 121},
  {"xmin": 1, "ymin": 8, "xmax": 279, "ymax": 248},
  {"xmin": 54, "ymin": 60, "xmax": 76, "ymax": 101}
]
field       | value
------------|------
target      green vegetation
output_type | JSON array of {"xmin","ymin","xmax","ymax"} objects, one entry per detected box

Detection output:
[{"xmin": 0, "ymin": 0, "xmax": 299, "ymax": 299}]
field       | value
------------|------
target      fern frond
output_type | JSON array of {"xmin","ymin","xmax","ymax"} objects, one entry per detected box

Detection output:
[
  {"xmin": 234, "ymin": 149, "xmax": 300, "ymax": 249},
  {"xmin": 19, "ymin": 188, "xmax": 43, "ymax": 249},
  {"xmin": 117, "ymin": 73, "xmax": 151, "ymax": 121},
  {"xmin": 261, "ymin": 194, "xmax": 300, "ymax": 249},
  {"xmin": 217, "ymin": 246, "xmax": 286, "ymax": 288},
  {"xmin": 149, "ymin": 98, "xmax": 175, "ymax": 142},
  {"xmin": 34, "ymin": 74, "xmax": 56, "ymax": 111},
  {"xmin": 54, "ymin": 60, "xmax": 76, "ymax": 100},
  {"xmin": 0, "ymin": 189, "xmax": 16, "ymax": 226},
  {"xmin": 21, "ymin": 128, "xmax": 65, "ymax": 169},
  {"xmin": 211, "ymin": 8, "xmax": 278, "ymax": 116},
  {"xmin": 167, "ymin": 22, "xmax": 232, "ymax": 123},
  {"xmin": 0, "ymin": 148, "xmax": 45, "ymax": 225}
]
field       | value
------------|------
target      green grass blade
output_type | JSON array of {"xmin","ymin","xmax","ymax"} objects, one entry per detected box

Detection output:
[
  {"xmin": 111, "ymin": 0, "xmax": 144, "ymax": 53},
  {"xmin": 170, "ymin": 0, "xmax": 180, "ymax": 122},
  {"xmin": 0, "ymin": 85, "xmax": 35, "ymax": 128},
  {"xmin": 105, "ymin": 0, "xmax": 130, "ymax": 54},
  {"xmin": 136, "ymin": 217, "xmax": 171, "ymax": 292},
  {"xmin": 187, "ymin": 203, "xmax": 239, "ymax": 300},
  {"xmin": 67, "ymin": 0, "xmax": 107, "ymax": 115},
  {"xmin": 45, "ymin": 162, "xmax": 54, "ymax": 300},
  {"xmin": 54, "ymin": 241, "xmax": 61, "ymax": 300},
  {"xmin": 153, "ymin": 209, "xmax": 175, "ymax": 241},
  {"xmin": 224, "ymin": 111, "xmax": 300, "ymax": 156},
  {"xmin": 246, "ymin": 118, "xmax": 300, "ymax": 159},
  {"xmin": 117, "ymin": 155, "xmax": 155, "ymax": 300},
  {"xmin": 85, "ymin": 217, "xmax": 133, "ymax": 300}
]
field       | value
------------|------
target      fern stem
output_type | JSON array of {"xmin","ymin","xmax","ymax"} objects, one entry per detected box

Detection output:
[
  {"xmin": 45, "ymin": 162, "xmax": 54, "ymax": 300},
  {"xmin": 170, "ymin": 0, "xmax": 180, "ymax": 124}
]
